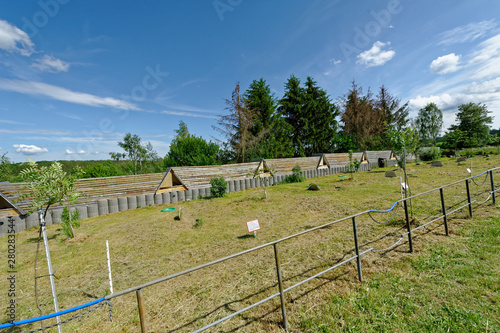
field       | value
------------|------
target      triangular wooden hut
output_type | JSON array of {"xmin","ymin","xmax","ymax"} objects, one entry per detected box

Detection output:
[
  {"xmin": 322, "ymin": 152, "xmax": 367, "ymax": 167},
  {"xmin": 155, "ymin": 160, "xmax": 269, "ymax": 193},
  {"xmin": 364, "ymin": 150, "xmax": 396, "ymax": 164},
  {"xmin": 262, "ymin": 156, "xmax": 328, "ymax": 175}
]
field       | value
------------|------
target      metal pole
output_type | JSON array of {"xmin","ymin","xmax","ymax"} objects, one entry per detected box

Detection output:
[
  {"xmin": 106, "ymin": 240, "xmax": 114, "ymax": 294},
  {"xmin": 352, "ymin": 217, "xmax": 362, "ymax": 282},
  {"xmin": 136, "ymin": 289, "xmax": 147, "ymax": 333},
  {"xmin": 439, "ymin": 188, "xmax": 449, "ymax": 236},
  {"xmin": 39, "ymin": 209, "xmax": 63, "ymax": 333},
  {"xmin": 490, "ymin": 170, "xmax": 496, "ymax": 205},
  {"xmin": 273, "ymin": 243, "xmax": 288, "ymax": 331},
  {"xmin": 465, "ymin": 180, "xmax": 473, "ymax": 218},
  {"xmin": 403, "ymin": 200, "xmax": 413, "ymax": 253}
]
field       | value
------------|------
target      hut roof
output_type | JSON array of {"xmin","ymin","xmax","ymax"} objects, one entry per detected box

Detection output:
[
  {"xmin": 156, "ymin": 161, "xmax": 267, "ymax": 192},
  {"xmin": 263, "ymin": 156, "xmax": 327, "ymax": 174},
  {"xmin": 0, "ymin": 173, "xmax": 166, "ymax": 211},
  {"xmin": 364, "ymin": 150, "xmax": 395, "ymax": 163},
  {"xmin": 322, "ymin": 152, "xmax": 367, "ymax": 167},
  {"xmin": 75, "ymin": 173, "xmax": 165, "ymax": 202},
  {"xmin": 0, "ymin": 185, "xmax": 27, "ymax": 218}
]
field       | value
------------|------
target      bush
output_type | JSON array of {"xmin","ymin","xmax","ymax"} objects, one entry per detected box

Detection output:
[
  {"xmin": 210, "ymin": 177, "xmax": 227, "ymax": 198},
  {"xmin": 419, "ymin": 147, "xmax": 441, "ymax": 161},
  {"xmin": 83, "ymin": 161, "xmax": 121, "ymax": 178},
  {"xmin": 193, "ymin": 218, "xmax": 205, "ymax": 228},
  {"xmin": 282, "ymin": 165, "xmax": 305, "ymax": 183},
  {"xmin": 61, "ymin": 207, "xmax": 80, "ymax": 238}
]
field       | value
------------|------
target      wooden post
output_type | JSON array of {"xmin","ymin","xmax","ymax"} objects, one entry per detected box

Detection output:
[{"xmin": 136, "ymin": 289, "xmax": 147, "ymax": 333}]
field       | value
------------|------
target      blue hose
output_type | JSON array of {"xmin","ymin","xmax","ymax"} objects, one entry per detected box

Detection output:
[
  {"xmin": 0, "ymin": 297, "xmax": 105, "ymax": 329},
  {"xmin": 369, "ymin": 201, "xmax": 399, "ymax": 213}
]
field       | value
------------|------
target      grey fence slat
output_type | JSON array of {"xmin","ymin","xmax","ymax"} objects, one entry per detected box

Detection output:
[
  {"xmin": 108, "ymin": 198, "xmax": 119, "ymax": 214},
  {"xmin": 98, "ymin": 199, "xmax": 109, "ymax": 215},
  {"xmin": 52, "ymin": 207, "xmax": 63, "ymax": 223},
  {"xmin": 87, "ymin": 203, "xmax": 99, "ymax": 218},
  {"xmin": 118, "ymin": 197, "xmax": 128, "ymax": 211},
  {"xmin": 162, "ymin": 192, "xmax": 171, "ymax": 204},
  {"xmin": 76, "ymin": 205, "xmax": 89, "ymax": 220},
  {"xmin": 154, "ymin": 194, "xmax": 163, "ymax": 205},
  {"xmin": 145, "ymin": 194, "xmax": 155, "ymax": 206},
  {"xmin": 170, "ymin": 191, "xmax": 178, "ymax": 203},
  {"xmin": 26, "ymin": 213, "xmax": 39, "ymax": 229},
  {"xmin": 137, "ymin": 195, "xmax": 146, "ymax": 208},
  {"xmin": 127, "ymin": 196, "xmax": 137, "ymax": 210}
]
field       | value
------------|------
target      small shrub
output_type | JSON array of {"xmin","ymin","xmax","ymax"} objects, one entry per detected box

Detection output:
[
  {"xmin": 210, "ymin": 177, "xmax": 227, "ymax": 198},
  {"xmin": 419, "ymin": 147, "xmax": 441, "ymax": 161},
  {"xmin": 282, "ymin": 165, "xmax": 305, "ymax": 183},
  {"xmin": 193, "ymin": 218, "xmax": 205, "ymax": 228},
  {"xmin": 61, "ymin": 207, "xmax": 80, "ymax": 238},
  {"xmin": 346, "ymin": 150, "xmax": 361, "ymax": 179}
]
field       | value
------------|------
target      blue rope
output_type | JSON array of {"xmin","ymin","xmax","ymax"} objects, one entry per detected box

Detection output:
[
  {"xmin": 0, "ymin": 297, "xmax": 105, "ymax": 329},
  {"xmin": 472, "ymin": 170, "xmax": 488, "ymax": 178},
  {"xmin": 369, "ymin": 201, "xmax": 399, "ymax": 213}
]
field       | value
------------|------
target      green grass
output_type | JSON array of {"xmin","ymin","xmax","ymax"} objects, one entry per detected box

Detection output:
[
  {"xmin": 297, "ymin": 215, "xmax": 500, "ymax": 333},
  {"xmin": 1, "ymin": 155, "xmax": 499, "ymax": 332}
]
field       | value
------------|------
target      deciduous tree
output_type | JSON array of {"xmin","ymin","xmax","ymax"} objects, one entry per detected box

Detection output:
[
  {"xmin": 165, "ymin": 121, "xmax": 220, "ymax": 166},
  {"xmin": 415, "ymin": 102, "xmax": 443, "ymax": 146}
]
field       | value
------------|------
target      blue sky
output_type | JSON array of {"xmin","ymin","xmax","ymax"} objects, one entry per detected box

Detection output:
[{"xmin": 0, "ymin": 0, "xmax": 499, "ymax": 163}]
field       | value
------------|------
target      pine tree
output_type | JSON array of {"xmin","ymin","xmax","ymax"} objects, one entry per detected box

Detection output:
[
  {"xmin": 279, "ymin": 75, "xmax": 306, "ymax": 156},
  {"xmin": 303, "ymin": 77, "xmax": 339, "ymax": 154}
]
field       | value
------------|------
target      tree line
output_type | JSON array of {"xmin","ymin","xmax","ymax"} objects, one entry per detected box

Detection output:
[
  {"xmin": 1, "ymin": 76, "xmax": 497, "ymax": 181},
  {"xmin": 166, "ymin": 76, "xmax": 496, "ymax": 166}
]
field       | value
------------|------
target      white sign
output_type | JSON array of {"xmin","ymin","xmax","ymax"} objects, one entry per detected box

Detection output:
[
  {"xmin": 401, "ymin": 182, "xmax": 409, "ymax": 190},
  {"xmin": 246, "ymin": 219, "xmax": 261, "ymax": 233},
  {"xmin": 466, "ymin": 168, "xmax": 471, "ymax": 173}
]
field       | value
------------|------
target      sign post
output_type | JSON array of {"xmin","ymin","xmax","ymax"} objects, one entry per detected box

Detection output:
[{"xmin": 246, "ymin": 219, "xmax": 261, "ymax": 237}]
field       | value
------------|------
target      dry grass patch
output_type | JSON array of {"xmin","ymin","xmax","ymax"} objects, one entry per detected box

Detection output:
[{"xmin": 1, "ymin": 155, "xmax": 499, "ymax": 332}]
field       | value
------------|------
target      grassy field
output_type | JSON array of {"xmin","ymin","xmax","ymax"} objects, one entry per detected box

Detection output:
[{"xmin": 1, "ymin": 155, "xmax": 499, "ymax": 332}]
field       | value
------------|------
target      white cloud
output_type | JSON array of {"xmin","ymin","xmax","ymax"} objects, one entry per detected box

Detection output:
[
  {"xmin": 13, "ymin": 144, "xmax": 48, "ymax": 155},
  {"xmin": 0, "ymin": 79, "xmax": 140, "ymax": 110},
  {"xmin": 0, "ymin": 19, "xmax": 34, "ymax": 56},
  {"xmin": 0, "ymin": 128, "xmax": 70, "ymax": 135},
  {"xmin": 65, "ymin": 148, "xmax": 87, "ymax": 155},
  {"xmin": 31, "ymin": 55, "xmax": 70, "ymax": 73},
  {"xmin": 160, "ymin": 110, "xmax": 218, "ymax": 119},
  {"xmin": 409, "ymin": 77, "xmax": 500, "ymax": 115},
  {"xmin": 356, "ymin": 41, "xmax": 395, "ymax": 67},
  {"xmin": 430, "ymin": 53, "xmax": 462, "ymax": 74},
  {"xmin": 0, "ymin": 119, "xmax": 33, "ymax": 125},
  {"xmin": 438, "ymin": 20, "xmax": 497, "ymax": 46},
  {"xmin": 468, "ymin": 34, "xmax": 500, "ymax": 79}
]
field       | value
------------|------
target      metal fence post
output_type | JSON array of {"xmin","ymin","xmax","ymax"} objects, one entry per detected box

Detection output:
[
  {"xmin": 490, "ymin": 170, "xmax": 496, "ymax": 205},
  {"xmin": 352, "ymin": 217, "xmax": 363, "ymax": 282},
  {"xmin": 136, "ymin": 289, "xmax": 147, "ymax": 333},
  {"xmin": 404, "ymin": 200, "xmax": 413, "ymax": 253},
  {"xmin": 273, "ymin": 243, "xmax": 288, "ymax": 331},
  {"xmin": 439, "ymin": 188, "xmax": 449, "ymax": 236},
  {"xmin": 465, "ymin": 180, "xmax": 473, "ymax": 218}
]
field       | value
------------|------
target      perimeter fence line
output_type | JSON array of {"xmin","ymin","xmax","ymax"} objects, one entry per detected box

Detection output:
[{"xmin": 1, "ymin": 166, "xmax": 498, "ymax": 332}]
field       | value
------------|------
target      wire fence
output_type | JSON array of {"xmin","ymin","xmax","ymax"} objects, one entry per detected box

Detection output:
[{"xmin": 1, "ymin": 166, "xmax": 498, "ymax": 332}]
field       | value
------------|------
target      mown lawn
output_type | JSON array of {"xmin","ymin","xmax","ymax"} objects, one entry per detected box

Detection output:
[
  {"xmin": 297, "ymin": 213, "xmax": 500, "ymax": 332},
  {"xmin": 1, "ymin": 155, "xmax": 499, "ymax": 332}
]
